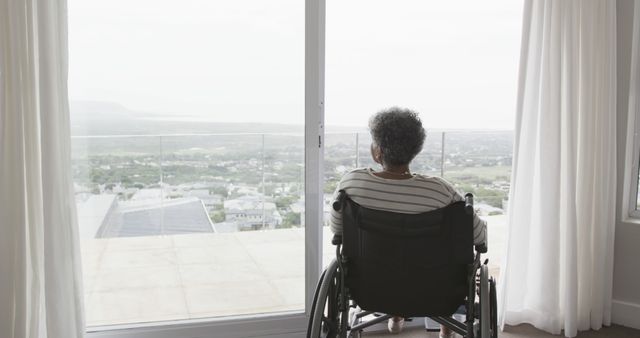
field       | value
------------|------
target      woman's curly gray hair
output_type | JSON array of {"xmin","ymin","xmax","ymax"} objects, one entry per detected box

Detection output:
[{"xmin": 369, "ymin": 107, "xmax": 426, "ymax": 166}]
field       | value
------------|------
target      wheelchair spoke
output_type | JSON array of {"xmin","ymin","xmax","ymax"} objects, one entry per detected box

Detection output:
[{"xmin": 321, "ymin": 316, "xmax": 335, "ymax": 334}]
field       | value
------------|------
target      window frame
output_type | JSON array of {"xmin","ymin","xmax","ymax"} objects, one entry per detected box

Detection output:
[
  {"xmin": 627, "ymin": 8, "xmax": 640, "ymax": 220},
  {"xmin": 84, "ymin": 0, "xmax": 326, "ymax": 337},
  {"xmin": 628, "ymin": 107, "xmax": 640, "ymax": 219}
]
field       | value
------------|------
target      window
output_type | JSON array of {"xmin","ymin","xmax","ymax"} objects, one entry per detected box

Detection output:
[
  {"xmin": 69, "ymin": 0, "xmax": 312, "ymax": 332},
  {"xmin": 68, "ymin": 0, "xmax": 523, "ymax": 335},
  {"xmin": 324, "ymin": 0, "xmax": 523, "ymax": 274}
]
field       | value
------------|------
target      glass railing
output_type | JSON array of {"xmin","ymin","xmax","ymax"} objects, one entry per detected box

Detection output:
[
  {"xmin": 72, "ymin": 130, "xmax": 512, "ymax": 326},
  {"xmin": 322, "ymin": 131, "xmax": 512, "ymax": 277},
  {"xmin": 72, "ymin": 133, "xmax": 305, "ymax": 238},
  {"xmin": 72, "ymin": 133, "xmax": 306, "ymax": 327},
  {"xmin": 324, "ymin": 131, "xmax": 513, "ymax": 215}
]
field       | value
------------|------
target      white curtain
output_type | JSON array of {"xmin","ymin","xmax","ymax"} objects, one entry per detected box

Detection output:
[
  {"xmin": 626, "ymin": 0, "xmax": 640, "ymax": 211},
  {"xmin": 498, "ymin": 1, "xmax": 617, "ymax": 337},
  {"xmin": 0, "ymin": 1, "xmax": 85, "ymax": 338}
]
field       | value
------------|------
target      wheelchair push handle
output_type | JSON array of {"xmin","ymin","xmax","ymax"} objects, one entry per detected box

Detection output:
[
  {"xmin": 331, "ymin": 191, "xmax": 346, "ymax": 245},
  {"xmin": 333, "ymin": 190, "xmax": 347, "ymax": 211},
  {"xmin": 464, "ymin": 193, "xmax": 474, "ymax": 215}
]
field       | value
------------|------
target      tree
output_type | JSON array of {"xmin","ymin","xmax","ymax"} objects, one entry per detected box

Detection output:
[
  {"xmin": 209, "ymin": 186, "xmax": 229, "ymax": 198},
  {"xmin": 282, "ymin": 212, "xmax": 301, "ymax": 227},
  {"xmin": 211, "ymin": 210, "xmax": 226, "ymax": 223},
  {"xmin": 324, "ymin": 179, "xmax": 338, "ymax": 194},
  {"xmin": 275, "ymin": 195, "xmax": 297, "ymax": 209}
]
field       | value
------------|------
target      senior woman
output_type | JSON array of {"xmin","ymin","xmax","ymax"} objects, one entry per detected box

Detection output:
[{"xmin": 329, "ymin": 107, "xmax": 487, "ymax": 337}]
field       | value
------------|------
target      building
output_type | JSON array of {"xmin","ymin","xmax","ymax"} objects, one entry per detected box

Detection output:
[{"xmin": 224, "ymin": 195, "xmax": 282, "ymax": 230}]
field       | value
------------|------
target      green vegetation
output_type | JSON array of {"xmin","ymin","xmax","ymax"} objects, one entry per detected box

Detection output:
[
  {"xmin": 324, "ymin": 179, "xmax": 338, "ymax": 194},
  {"xmin": 276, "ymin": 195, "xmax": 298, "ymax": 209},
  {"xmin": 210, "ymin": 210, "xmax": 226, "ymax": 223},
  {"xmin": 444, "ymin": 166, "xmax": 511, "ymax": 208},
  {"xmin": 72, "ymin": 131, "xmax": 513, "ymax": 224},
  {"xmin": 282, "ymin": 212, "xmax": 301, "ymax": 228},
  {"xmin": 209, "ymin": 186, "xmax": 228, "ymax": 198}
]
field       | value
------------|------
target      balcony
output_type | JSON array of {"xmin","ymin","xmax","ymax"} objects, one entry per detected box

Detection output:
[
  {"xmin": 73, "ymin": 131, "xmax": 512, "ymax": 327},
  {"xmin": 81, "ymin": 220, "xmax": 506, "ymax": 327}
]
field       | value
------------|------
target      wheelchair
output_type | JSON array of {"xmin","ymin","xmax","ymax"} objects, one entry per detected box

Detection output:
[{"xmin": 307, "ymin": 191, "xmax": 497, "ymax": 338}]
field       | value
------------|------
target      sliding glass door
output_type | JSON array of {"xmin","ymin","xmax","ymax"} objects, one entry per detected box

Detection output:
[
  {"xmin": 69, "ymin": 0, "xmax": 324, "ymax": 336},
  {"xmin": 324, "ymin": 0, "xmax": 523, "ymax": 275},
  {"xmin": 68, "ymin": 0, "xmax": 521, "ymax": 336}
]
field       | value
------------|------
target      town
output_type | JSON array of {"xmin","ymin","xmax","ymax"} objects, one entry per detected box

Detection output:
[{"xmin": 72, "ymin": 131, "xmax": 513, "ymax": 238}]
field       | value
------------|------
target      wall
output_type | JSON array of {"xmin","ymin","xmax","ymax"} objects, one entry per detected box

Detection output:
[{"xmin": 613, "ymin": 0, "xmax": 640, "ymax": 329}]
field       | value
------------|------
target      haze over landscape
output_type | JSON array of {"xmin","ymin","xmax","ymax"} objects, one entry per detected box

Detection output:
[{"xmin": 68, "ymin": 0, "xmax": 522, "ymax": 130}]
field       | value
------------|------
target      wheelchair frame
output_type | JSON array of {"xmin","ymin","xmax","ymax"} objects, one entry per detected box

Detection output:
[{"xmin": 307, "ymin": 192, "xmax": 497, "ymax": 338}]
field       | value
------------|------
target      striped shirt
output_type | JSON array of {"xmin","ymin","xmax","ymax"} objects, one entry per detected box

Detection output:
[{"xmin": 330, "ymin": 168, "xmax": 487, "ymax": 245}]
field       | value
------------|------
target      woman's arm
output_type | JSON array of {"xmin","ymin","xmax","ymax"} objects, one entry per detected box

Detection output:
[{"xmin": 433, "ymin": 176, "xmax": 488, "ymax": 245}]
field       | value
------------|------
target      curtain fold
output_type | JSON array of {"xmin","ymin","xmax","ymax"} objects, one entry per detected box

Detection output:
[
  {"xmin": 0, "ymin": 1, "xmax": 85, "ymax": 337},
  {"xmin": 498, "ymin": 1, "xmax": 617, "ymax": 337},
  {"xmin": 626, "ymin": 0, "xmax": 640, "ymax": 219}
]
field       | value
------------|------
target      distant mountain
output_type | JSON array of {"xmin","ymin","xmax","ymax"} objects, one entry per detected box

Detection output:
[
  {"xmin": 69, "ymin": 101, "xmax": 509, "ymax": 136},
  {"xmin": 71, "ymin": 101, "xmax": 140, "ymax": 119},
  {"xmin": 70, "ymin": 101, "xmax": 305, "ymax": 136}
]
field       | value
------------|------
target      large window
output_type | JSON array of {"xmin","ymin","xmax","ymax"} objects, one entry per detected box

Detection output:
[
  {"xmin": 69, "ymin": 0, "xmax": 522, "ymax": 336},
  {"xmin": 69, "ymin": 0, "xmax": 307, "ymax": 329}
]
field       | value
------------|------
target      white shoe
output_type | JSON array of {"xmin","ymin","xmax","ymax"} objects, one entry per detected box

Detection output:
[{"xmin": 387, "ymin": 317, "xmax": 405, "ymax": 334}]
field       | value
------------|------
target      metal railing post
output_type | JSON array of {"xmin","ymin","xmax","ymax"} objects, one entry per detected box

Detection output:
[
  {"xmin": 262, "ymin": 134, "xmax": 266, "ymax": 229},
  {"xmin": 159, "ymin": 135, "xmax": 165, "ymax": 235},
  {"xmin": 440, "ymin": 132, "xmax": 446, "ymax": 177},
  {"xmin": 355, "ymin": 133, "xmax": 359, "ymax": 168}
]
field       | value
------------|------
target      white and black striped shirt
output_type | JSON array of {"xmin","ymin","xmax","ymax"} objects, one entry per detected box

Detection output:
[{"xmin": 330, "ymin": 168, "xmax": 487, "ymax": 245}]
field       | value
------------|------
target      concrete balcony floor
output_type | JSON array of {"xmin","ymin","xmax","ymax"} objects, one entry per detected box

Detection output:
[{"xmin": 81, "ymin": 216, "xmax": 506, "ymax": 327}]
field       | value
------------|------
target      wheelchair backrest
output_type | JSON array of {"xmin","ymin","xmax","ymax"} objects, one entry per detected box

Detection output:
[{"xmin": 341, "ymin": 197, "xmax": 474, "ymax": 317}]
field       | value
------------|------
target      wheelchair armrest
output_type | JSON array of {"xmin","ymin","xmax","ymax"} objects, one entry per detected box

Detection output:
[
  {"xmin": 331, "ymin": 234, "xmax": 343, "ymax": 245},
  {"xmin": 475, "ymin": 243, "xmax": 487, "ymax": 254}
]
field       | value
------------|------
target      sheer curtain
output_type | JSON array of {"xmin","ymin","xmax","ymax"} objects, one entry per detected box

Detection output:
[
  {"xmin": 499, "ymin": 1, "xmax": 617, "ymax": 337},
  {"xmin": 0, "ymin": 1, "xmax": 85, "ymax": 338},
  {"xmin": 625, "ymin": 0, "xmax": 640, "ymax": 214}
]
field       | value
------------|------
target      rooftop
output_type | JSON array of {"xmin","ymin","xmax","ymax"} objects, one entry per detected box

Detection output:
[{"xmin": 98, "ymin": 197, "xmax": 214, "ymax": 238}]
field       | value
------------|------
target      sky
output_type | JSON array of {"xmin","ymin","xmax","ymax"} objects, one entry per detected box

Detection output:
[{"xmin": 68, "ymin": 0, "xmax": 523, "ymax": 130}]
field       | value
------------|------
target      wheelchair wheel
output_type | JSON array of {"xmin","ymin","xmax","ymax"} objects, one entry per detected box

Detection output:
[
  {"xmin": 490, "ymin": 277, "xmax": 498, "ymax": 338},
  {"xmin": 479, "ymin": 265, "xmax": 490, "ymax": 338},
  {"xmin": 307, "ymin": 268, "xmax": 329, "ymax": 336},
  {"xmin": 308, "ymin": 259, "xmax": 348, "ymax": 338}
]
